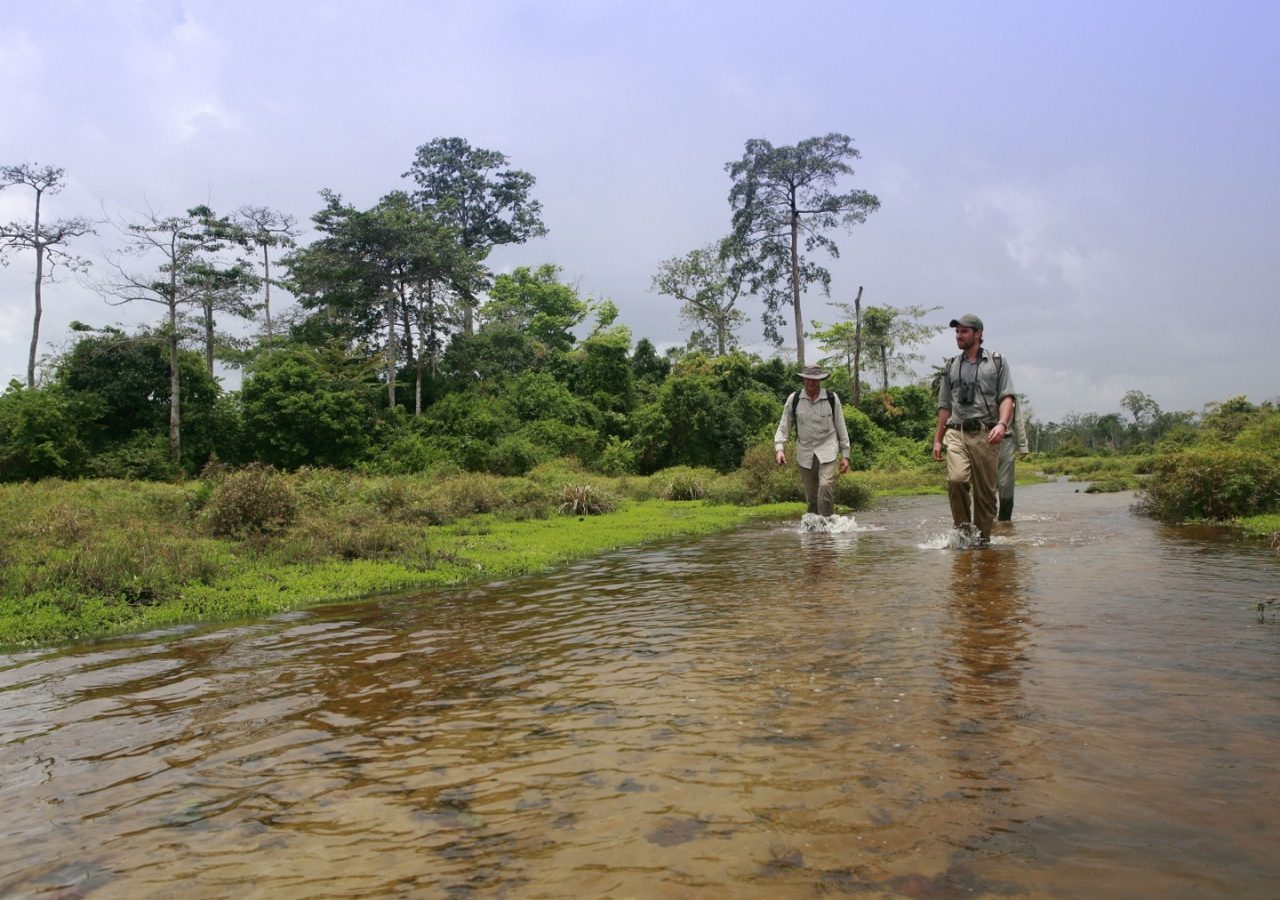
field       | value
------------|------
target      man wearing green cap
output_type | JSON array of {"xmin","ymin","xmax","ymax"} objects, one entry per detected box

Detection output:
[
  {"xmin": 775, "ymin": 364, "xmax": 851, "ymax": 516},
  {"xmin": 932, "ymin": 314, "xmax": 1015, "ymax": 544}
]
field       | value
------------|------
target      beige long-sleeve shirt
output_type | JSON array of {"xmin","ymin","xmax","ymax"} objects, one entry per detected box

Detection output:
[{"xmin": 774, "ymin": 389, "xmax": 852, "ymax": 468}]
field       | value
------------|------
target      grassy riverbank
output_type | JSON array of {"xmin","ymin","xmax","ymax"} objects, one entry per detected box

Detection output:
[
  {"xmin": 1, "ymin": 464, "xmax": 816, "ymax": 649},
  {"xmin": 8, "ymin": 451, "xmax": 1270, "ymax": 649}
]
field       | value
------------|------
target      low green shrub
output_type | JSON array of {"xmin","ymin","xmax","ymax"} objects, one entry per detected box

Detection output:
[
  {"xmin": 83, "ymin": 433, "xmax": 180, "ymax": 481},
  {"xmin": 292, "ymin": 466, "xmax": 358, "ymax": 509},
  {"xmin": 31, "ymin": 527, "xmax": 229, "ymax": 608},
  {"xmin": 593, "ymin": 436, "xmax": 639, "ymax": 476},
  {"xmin": 655, "ymin": 465, "xmax": 717, "ymax": 501},
  {"xmin": 1137, "ymin": 448, "xmax": 1280, "ymax": 521},
  {"xmin": 737, "ymin": 443, "xmax": 805, "ymax": 504},
  {"xmin": 202, "ymin": 464, "xmax": 298, "ymax": 537},
  {"xmin": 527, "ymin": 457, "xmax": 590, "ymax": 486},
  {"xmin": 487, "ymin": 433, "xmax": 549, "ymax": 476},
  {"xmin": 427, "ymin": 472, "xmax": 514, "ymax": 519},
  {"xmin": 1084, "ymin": 476, "xmax": 1138, "ymax": 493},
  {"xmin": 703, "ymin": 472, "xmax": 752, "ymax": 505},
  {"xmin": 277, "ymin": 512, "xmax": 430, "ymax": 563},
  {"xmin": 359, "ymin": 433, "xmax": 449, "ymax": 475},
  {"xmin": 556, "ymin": 483, "xmax": 619, "ymax": 515},
  {"xmin": 835, "ymin": 477, "xmax": 873, "ymax": 509}
]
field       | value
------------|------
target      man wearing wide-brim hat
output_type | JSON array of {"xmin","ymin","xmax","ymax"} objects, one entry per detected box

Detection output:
[{"xmin": 774, "ymin": 364, "xmax": 851, "ymax": 516}]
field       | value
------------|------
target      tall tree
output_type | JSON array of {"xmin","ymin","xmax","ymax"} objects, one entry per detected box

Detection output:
[
  {"xmin": 185, "ymin": 205, "xmax": 260, "ymax": 375},
  {"xmin": 285, "ymin": 190, "xmax": 475, "ymax": 411},
  {"xmin": 404, "ymin": 137, "xmax": 548, "ymax": 335},
  {"xmin": 1121, "ymin": 389, "xmax": 1161, "ymax": 441},
  {"xmin": 725, "ymin": 133, "xmax": 879, "ymax": 365},
  {"xmin": 55, "ymin": 325, "xmax": 223, "ymax": 472},
  {"xmin": 0, "ymin": 163, "xmax": 95, "ymax": 387},
  {"xmin": 481, "ymin": 264, "xmax": 587, "ymax": 352},
  {"xmin": 812, "ymin": 286, "xmax": 865, "ymax": 400},
  {"xmin": 809, "ymin": 319, "xmax": 861, "ymax": 387},
  {"xmin": 859, "ymin": 303, "xmax": 943, "ymax": 392},
  {"xmin": 234, "ymin": 205, "xmax": 299, "ymax": 349},
  {"xmin": 651, "ymin": 240, "xmax": 747, "ymax": 356},
  {"xmin": 97, "ymin": 206, "xmax": 240, "ymax": 463}
]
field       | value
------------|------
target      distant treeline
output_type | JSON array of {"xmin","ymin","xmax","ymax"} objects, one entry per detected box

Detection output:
[
  {"xmin": 0, "ymin": 288, "xmax": 945, "ymax": 482},
  {"xmin": 3, "ymin": 143, "xmax": 1277, "ymax": 526}
]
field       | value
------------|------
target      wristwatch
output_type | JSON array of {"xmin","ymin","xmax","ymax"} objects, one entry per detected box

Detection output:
[{"xmin": 997, "ymin": 421, "xmax": 1009, "ymax": 429}]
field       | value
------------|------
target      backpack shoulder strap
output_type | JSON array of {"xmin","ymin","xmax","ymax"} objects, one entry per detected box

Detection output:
[{"xmin": 791, "ymin": 389, "xmax": 839, "ymax": 424}]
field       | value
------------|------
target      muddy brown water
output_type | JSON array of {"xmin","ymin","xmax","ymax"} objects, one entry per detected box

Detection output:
[{"xmin": 2, "ymin": 481, "xmax": 1279, "ymax": 898}]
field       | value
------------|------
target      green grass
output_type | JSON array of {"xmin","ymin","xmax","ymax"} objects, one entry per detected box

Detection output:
[
  {"xmin": 1034, "ymin": 453, "xmax": 1154, "ymax": 480},
  {"xmin": 1237, "ymin": 513, "xmax": 1280, "ymax": 545},
  {"xmin": 0, "ymin": 472, "xmax": 796, "ymax": 648},
  {"xmin": 10, "ymin": 444, "xmax": 1270, "ymax": 649}
]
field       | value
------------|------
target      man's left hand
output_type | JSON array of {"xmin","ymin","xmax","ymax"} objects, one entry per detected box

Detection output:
[{"xmin": 838, "ymin": 458, "xmax": 850, "ymax": 474}]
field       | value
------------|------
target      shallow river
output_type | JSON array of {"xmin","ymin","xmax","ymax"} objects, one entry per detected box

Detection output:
[{"xmin": 3, "ymin": 481, "xmax": 1279, "ymax": 898}]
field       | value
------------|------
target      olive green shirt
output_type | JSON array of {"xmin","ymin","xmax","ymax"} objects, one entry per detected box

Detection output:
[{"xmin": 937, "ymin": 349, "xmax": 1015, "ymax": 426}]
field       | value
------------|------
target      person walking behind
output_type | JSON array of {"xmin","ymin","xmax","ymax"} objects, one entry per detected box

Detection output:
[
  {"xmin": 775, "ymin": 365, "xmax": 851, "ymax": 516},
  {"xmin": 997, "ymin": 400, "xmax": 1030, "ymax": 521},
  {"xmin": 931, "ymin": 314, "xmax": 1015, "ymax": 544}
]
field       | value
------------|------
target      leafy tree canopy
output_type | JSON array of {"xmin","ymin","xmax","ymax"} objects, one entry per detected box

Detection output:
[{"xmin": 725, "ymin": 133, "xmax": 879, "ymax": 362}]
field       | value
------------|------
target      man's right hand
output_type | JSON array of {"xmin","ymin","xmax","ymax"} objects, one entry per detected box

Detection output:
[
  {"xmin": 932, "ymin": 439, "xmax": 944, "ymax": 462},
  {"xmin": 775, "ymin": 450, "xmax": 786, "ymax": 466}
]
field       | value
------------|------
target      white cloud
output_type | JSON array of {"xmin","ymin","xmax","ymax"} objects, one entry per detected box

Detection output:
[
  {"xmin": 0, "ymin": 31, "xmax": 40, "ymax": 125},
  {"xmin": 0, "ymin": 302, "xmax": 23, "ymax": 344},
  {"xmin": 965, "ymin": 184, "xmax": 1096, "ymax": 287},
  {"xmin": 134, "ymin": 12, "xmax": 243, "ymax": 142}
]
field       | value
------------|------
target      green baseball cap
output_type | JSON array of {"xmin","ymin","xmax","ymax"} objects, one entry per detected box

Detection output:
[{"xmin": 949, "ymin": 314, "xmax": 984, "ymax": 330}]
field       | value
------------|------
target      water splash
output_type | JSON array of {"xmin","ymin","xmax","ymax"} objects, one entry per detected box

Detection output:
[
  {"xmin": 919, "ymin": 523, "xmax": 994, "ymax": 550},
  {"xmin": 798, "ymin": 513, "xmax": 872, "ymax": 534},
  {"xmin": 948, "ymin": 523, "xmax": 986, "ymax": 549}
]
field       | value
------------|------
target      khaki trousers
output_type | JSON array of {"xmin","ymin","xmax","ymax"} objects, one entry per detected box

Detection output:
[
  {"xmin": 798, "ymin": 459, "xmax": 837, "ymax": 516},
  {"xmin": 944, "ymin": 428, "xmax": 1000, "ymax": 539}
]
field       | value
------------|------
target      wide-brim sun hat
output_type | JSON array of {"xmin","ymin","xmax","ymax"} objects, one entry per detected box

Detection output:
[{"xmin": 796, "ymin": 365, "xmax": 830, "ymax": 381}]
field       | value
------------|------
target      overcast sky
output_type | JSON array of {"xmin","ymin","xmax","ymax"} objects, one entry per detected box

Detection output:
[{"xmin": 2, "ymin": 0, "xmax": 1277, "ymax": 422}]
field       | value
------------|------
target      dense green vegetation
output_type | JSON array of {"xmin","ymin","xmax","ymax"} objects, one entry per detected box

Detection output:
[
  {"xmin": 0, "ymin": 460, "xmax": 873, "ymax": 647},
  {"xmin": 2, "ymin": 140, "xmax": 1277, "ymax": 650}
]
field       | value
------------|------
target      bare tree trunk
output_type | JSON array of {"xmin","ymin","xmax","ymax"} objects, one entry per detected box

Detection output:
[
  {"xmin": 203, "ymin": 297, "xmax": 215, "ymax": 375},
  {"xmin": 425, "ymin": 281, "xmax": 439, "ymax": 380},
  {"xmin": 168, "ymin": 297, "xmax": 181, "ymax": 465},
  {"xmin": 462, "ymin": 297, "xmax": 475, "ymax": 336},
  {"xmin": 26, "ymin": 188, "xmax": 45, "ymax": 388},
  {"xmin": 261, "ymin": 244, "xmax": 273, "ymax": 348},
  {"xmin": 385, "ymin": 291, "xmax": 398, "ymax": 409},
  {"xmin": 415, "ymin": 343, "xmax": 425, "ymax": 416},
  {"xmin": 398, "ymin": 287, "xmax": 420, "ymax": 413},
  {"xmin": 852, "ymin": 286, "xmax": 863, "ymax": 404},
  {"xmin": 29, "ymin": 246, "xmax": 43, "ymax": 388},
  {"xmin": 790, "ymin": 208, "xmax": 804, "ymax": 366}
]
